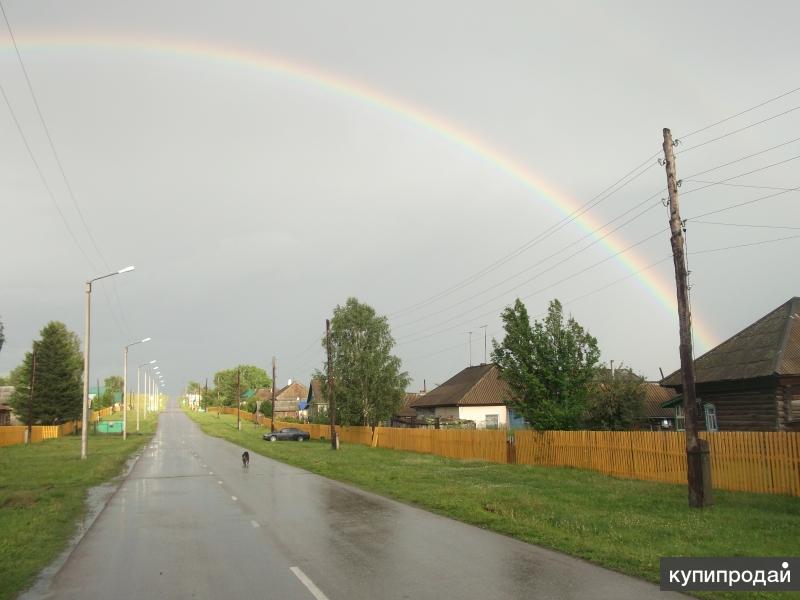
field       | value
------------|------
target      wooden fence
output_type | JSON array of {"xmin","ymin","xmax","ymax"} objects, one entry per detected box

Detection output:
[
  {"xmin": 203, "ymin": 407, "xmax": 800, "ymax": 496},
  {"xmin": 0, "ymin": 407, "xmax": 113, "ymax": 448}
]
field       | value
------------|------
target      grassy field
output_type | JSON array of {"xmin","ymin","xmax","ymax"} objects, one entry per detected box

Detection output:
[
  {"xmin": 187, "ymin": 410, "xmax": 800, "ymax": 599},
  {"xmin": 0, "ymin": 415, "xmax": 158, "ymax": 600}
]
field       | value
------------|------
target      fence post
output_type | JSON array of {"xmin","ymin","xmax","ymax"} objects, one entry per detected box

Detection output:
[{"xmin": 507, "ymin": 434, "xmax": 516, "ymax": 465}]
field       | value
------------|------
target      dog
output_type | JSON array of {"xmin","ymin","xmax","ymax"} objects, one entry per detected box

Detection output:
[{"xmin": 241, "ymin": 451, "xmax": 250, "ymax": 469}]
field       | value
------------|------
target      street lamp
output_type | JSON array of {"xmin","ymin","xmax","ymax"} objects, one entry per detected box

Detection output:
[
  {"xmin": 81, "ymin": 265, "xmax": 135, "ymax": 460},
  {"xmin": 123, "ymin": 337, "xmax": 151, "ymax": 440},
  {"xmin": 136, "ymin": 358, "xmax": 156, "ymax": 432}
]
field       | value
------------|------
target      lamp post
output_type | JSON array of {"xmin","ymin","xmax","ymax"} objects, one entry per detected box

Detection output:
[
  {"xmin": 123, "ymin": 338, "xmax": 150, "ymax": 440},
  {"xmin": 137, "ymin": 360, "xmax": 156, "ymax": 431},
  {"xmin": 152, "ymin": 367, "xmax": 160, "ymax": 413},
  {"xmin": 82, "ymin": 265, "xmax": 135, "ymax": 460}
]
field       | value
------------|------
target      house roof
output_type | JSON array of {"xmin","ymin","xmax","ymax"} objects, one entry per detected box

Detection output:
[
  {"xmin": 644, "ymin": 382, "xmax": 677, "ymax": 418},
  {"xmin": 662, "ymin": 297, "xmax": 800, "ymax": 387},
  {"xmin": 413, "ymin": 364, "xmax": 511, "ymax": 408},
  {"xmin": 274, "ymin": 381, "xmax": 309, "ymax": 402},
  {"xmin": 395, "ymin": 392, "xmax": 421, "ymax": 417}
]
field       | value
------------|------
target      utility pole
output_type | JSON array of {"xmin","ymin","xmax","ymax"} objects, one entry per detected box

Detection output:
[
  {"xmin": 480, "ymin": 325, "xmax": 488, "ymax": 364},
  {"xmin": 204, "ymin": 378, "xmax": 208, "ymax": 416},
  {"xmin": 466, "ymin": 331, "xmax": 472, "ymax": 366},
  {"xmin": 27, "ymin": 344, "xmax": 36, "ymax": 444},
  {"xmin": 662, "ymin": 127, "xmax": 712, "ymax": 508},
  {"xmin": 236, "ymin": 368, "xmax": 241, "ymax": 431},
  {"xmin": 271, "ymin": 356, "xmax": 277, "ymax": 433},
  {"xmin": 326, "ymin": 319, "xmax": 337, "ymax": 450}
]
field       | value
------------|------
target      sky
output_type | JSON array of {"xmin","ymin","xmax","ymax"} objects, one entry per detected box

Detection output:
[{"xmin": 1, "ymin": 0, "xmax": 799, "ymax": 396}]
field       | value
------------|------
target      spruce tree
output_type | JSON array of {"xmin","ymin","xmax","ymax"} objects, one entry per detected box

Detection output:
[{"xmin": 10, "ymin": 321, "xmax": 83, "ymax": 425}]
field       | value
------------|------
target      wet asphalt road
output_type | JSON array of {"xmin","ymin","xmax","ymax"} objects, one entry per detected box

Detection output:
[{"xmin": 31, "ymin": 405, "xmax": 680, "ymax": 600}]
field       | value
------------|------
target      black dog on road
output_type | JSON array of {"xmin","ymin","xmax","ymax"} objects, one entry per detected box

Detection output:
[{"xmin": 242, "ymin": 451, "xmax": 250, "ymax": 469}]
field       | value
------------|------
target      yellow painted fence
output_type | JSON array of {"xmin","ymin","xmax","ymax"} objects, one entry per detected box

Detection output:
[
  {"xmin": 0, "ymin": 407, "xmax": 115, "ymax": 448},
  {"xmin": 205, "ymin": 407, "xmax": 800, "ymax": 496}
]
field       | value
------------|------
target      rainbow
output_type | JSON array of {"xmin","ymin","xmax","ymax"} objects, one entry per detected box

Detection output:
[{"xmin": 7, "ymin": 33, "xmax": 716, "ymax": 350}]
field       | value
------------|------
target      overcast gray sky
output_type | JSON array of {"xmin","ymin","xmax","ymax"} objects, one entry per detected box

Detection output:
[{"xmin": 1, "ymin": 0, "xmax": 798, "ymax": 395}]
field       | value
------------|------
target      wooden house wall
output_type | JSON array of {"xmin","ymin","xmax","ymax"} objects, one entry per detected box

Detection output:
[{"xmin": 696, "ymin": 379, "xmax": 779, "ymax": 431}]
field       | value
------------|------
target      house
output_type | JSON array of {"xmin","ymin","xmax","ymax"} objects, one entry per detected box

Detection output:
[
  {"xmin": 390, "ymin": 392, "xmax": 422, "ymax": 427},
  {"xmin": 643, "ymin": 382, "xmax": 678, "ymax": 430},
  {"xmin": 306, "ymin": 378, "xmax": 327, "ymax": 420},
  {"xmin": 412, "ymin": 364, "xmax": 524, "ymax": 429},
  {"xmin": 660, "ymin": 297, "xmax": 800, "ymax": 431},
  {"xmin": 268, "ymin": 380, "xmax": 309, "ymax": 420},
  {"xmin": 0, "ymin": 386, "xmax": 14, "ymax": 426}
]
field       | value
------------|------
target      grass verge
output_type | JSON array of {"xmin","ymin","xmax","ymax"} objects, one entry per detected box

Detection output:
[
  {"xmin": 0, "ymin": 415, "xmax": 158, "ymax": 600},
  {"xmin": 187, "ymin": 410, "xmax": 800, "ymax": 600}
]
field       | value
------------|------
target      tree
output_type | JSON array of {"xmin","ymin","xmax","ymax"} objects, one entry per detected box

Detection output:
[
  {"xmin": 9, "ymin": 321, "xmax": 83, "ymax": 425},
  {"xmin": 584, "ymin": 364, "xmax": 646, "ymax": 430},
  {"xmin": 0, "ymin": 316, "xmax": 5, "ymax": 354},
  {"xmin": 212, "ymin": 365, "xmax": 270, "ymax": 406},
  {"xmin": 492, "ymin": 299, "xmax": 600, "ymax": 430},
  {"xmin": 99, "ymin": 375, "xmax": 124, "ymax": 408},
  {"xmin": 322, "ymin": 297, "xmax": 409, "ymax": 427}
]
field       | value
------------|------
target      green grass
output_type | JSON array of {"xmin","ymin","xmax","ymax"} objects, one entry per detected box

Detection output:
[
  {"xmin": 187, "ymin": 410, "xmax": 800, "ymax": 600},
  {"xmin": 0, "ymin": 415, "xmax": 158, "ymax": 600}
]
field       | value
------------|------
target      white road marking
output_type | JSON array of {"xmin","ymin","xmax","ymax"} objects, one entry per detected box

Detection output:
[
  {"xmin": 250, "ymin": 520, "xmax": 260, "ymax": 528},
  {"xmin": 209, "ymin": 471, "xmax": 214, "ymax": 475},
  {"xmin": 231, "ymin": 496, "xmax": 238, "ymax": 501},
  {"xmin": 290, "ymin": 567, "xmax": 329, "ymax": 600},
  {"xmin": 218, "ymin": 480, "xmax": 223, "ymax": 484}
]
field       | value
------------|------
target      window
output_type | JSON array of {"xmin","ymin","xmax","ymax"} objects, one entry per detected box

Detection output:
[
  {"xmin": 675, "ymin": 406, "xmax": 685, "ymax": 432},
  {"xmin": 704, "ymin": 403, "xmax": 718, "ymax": 432},
  {"xmin": 485, "ymin": 414, "xmax": 499, "ymax": 429}
]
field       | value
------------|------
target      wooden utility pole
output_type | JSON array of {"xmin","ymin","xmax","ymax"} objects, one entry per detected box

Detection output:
[
  {"xmin": 326, "ymin": 319, "xmax": 337, "ymax": 450},
  {"xmin": 271, "ymin": 356, "xmax": 277, "ymax": 433},
  {"xmin": 27, "ymin": 344, "xmax": 36, "ymax": 444},
  {"xmin": 662, "ymin": 127, "xmax": 712, "ymax": 508},
  {"xmin": 236, "ymin": 368, "xmax": 241, "ymax": 430},
  {"xmin": 204, "ymin": 378, "xmax": 208, "ymax": 415}
]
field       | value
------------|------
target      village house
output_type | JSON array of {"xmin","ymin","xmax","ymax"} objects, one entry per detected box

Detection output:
[
  {"xmin": 306, "ymin": 378, "xmax": 327, "ymax": 420},
  {"xmin": 264, "ymin": 380, "xmax": 309, "ymax": 420},
  {"xmin": 412, "ymin": 364, "xmax": 524, "ymax": 429},
  {"xmin": 661, "ymin": 297, "xmax": 800, "ymax": 431},
  {"xmin": 643, "ymin": 382, "xmax": 678, "ymax": 430}
]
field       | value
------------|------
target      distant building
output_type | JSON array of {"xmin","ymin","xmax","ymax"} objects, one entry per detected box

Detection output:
[
  {"xmin": 266, "ymin": 379, "xmax": 309, "ymax": 420},
  {"xmin": 0, "ymin": 386, "xmax": 15, "ymax": 426},
  {"xmin": 306, "ymin": 378, "xmax": 327, "ymax": 420},
  {"xmin": 412, "ymin": 364, "xmax": 524, "ymax": 429},
  {"xmin": 643, "ymin": 382, "xmax": 678, "ymax": 430}
]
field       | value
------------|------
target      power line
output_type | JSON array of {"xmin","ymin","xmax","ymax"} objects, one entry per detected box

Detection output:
[
  {"xmin": 388, "ymin": 151, "xmax": 661, "ymax": 318},
  {"xmin": 689, "ymin": 219, "xmax": 800, "ymax": 230},
  {"xmin": 394, "ymin": 193, "xmax": 665, "ymax": 329},
  {"xmin": 676, "ymin": 104, "xmax": 800, "ymax": 155},
  {"xmin": 0, "ymin": 84, "xmax": 97, "ymax": 269},
  {"xmin": 393, "ymin": 146, "xmax": 800, "ymax": 331},
  {"xmin": 690, "ymin": 234, "xmax": 800, "ymax": 255},
  {"xmin": 397, "ymin": 228, "xmax": 668, "ymax": 345},
  {"xmin": 405, "ymin": 255, "xmax": 674, "ymax": 362},
  {"xmin": 681, "ymin": 135, "xmax": 800, "ymax": 180},
  {"xmin": 680, "ymin": 85, "xmax": 800, "ymax": 140},
  {"xmin": 390, "ymin": 88, "xmax": 800, "ymax": 325},
  {"xmin": 686, "ymin": 186, "xmax": 799, "ymax": 221},
  {"xmin": 680, "ymin": 154, "xmax": 800, "ymax": 198},
  {"xmin": 685, "ymin": 181, "xmax": 798, "ymax": 192},
  {"xmin": 1, "ymin": 1, "xmax": 130, "ymax": 334}
]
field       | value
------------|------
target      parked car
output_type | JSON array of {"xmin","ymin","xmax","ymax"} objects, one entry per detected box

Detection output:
[{"xmin": 262, "ymin": 427, "xmax": 310, "ymax": 442}]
